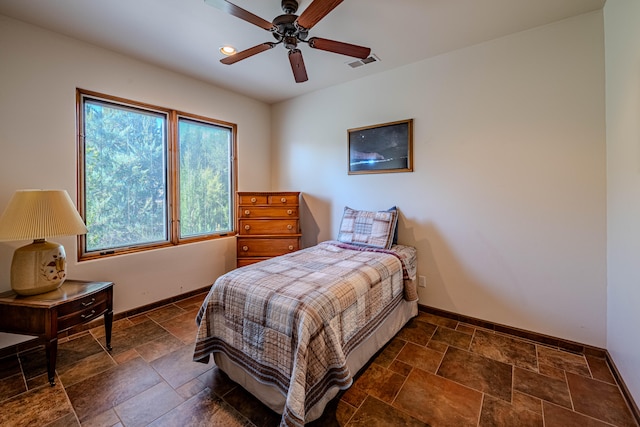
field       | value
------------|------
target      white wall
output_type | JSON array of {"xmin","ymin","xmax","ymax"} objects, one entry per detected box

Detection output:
[
  {"xmin": 0, "ymin": 16, "xmax": 271, "ymax": 346},
  {"xmin": 272, "ymin": 12, "xmax": 607, "ymax": 347},
  {"xmin": 604, "ymin": 0, "xmax": 640, "ymax": 405}
]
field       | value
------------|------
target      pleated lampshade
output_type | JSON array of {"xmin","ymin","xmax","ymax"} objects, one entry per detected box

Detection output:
[{"xmin": 0, "ymin": 190, "xmax": 88, "ymax": 295}]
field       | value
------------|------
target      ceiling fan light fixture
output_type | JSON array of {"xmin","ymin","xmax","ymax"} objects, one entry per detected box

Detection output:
[{"xmin": 220, "ymin": 45, "xmax": 237, "ymax": 56}]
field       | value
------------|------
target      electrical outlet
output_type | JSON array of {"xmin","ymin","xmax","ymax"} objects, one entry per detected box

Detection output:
[{"xmin": 418, "ymin": 276, "xmax": 427, "ymax": 288}]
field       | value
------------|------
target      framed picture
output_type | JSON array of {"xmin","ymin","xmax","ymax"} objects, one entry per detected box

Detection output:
[{"xmin": 348, "ymin": 119, "xmax": 413, "ymax": 175}]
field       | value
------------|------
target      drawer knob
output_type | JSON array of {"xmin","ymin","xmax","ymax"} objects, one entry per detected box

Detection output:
[
  {"xmin": 244, "ymin": 210, "xmax": 250, "ymax": 215},
  {"xmin": 287, "ymin": 209, "xmax": 293, "ymax": 215},
  {"xmin": 280, "ymin": 197, "xmax": 287, "ymax": 203},
  {"xmin": 287, "ymin": 224, "xmax": 293, "ymax": 230},
  {"xmin": 80, "ymin": 309, "xmax": 96, "ymax": 320},
  {"xmin": 81, "ymin": 298, "xmax": 95, "ymax": 307},
  {"xmin": 242, "ymin": 246, "xmax": 249, "ymax": 251},
  {"xmin": 250, "ymin": 197, "xmax": 257, "ymax": 203},
  {"xmin": 288, "ymin": 245, "xmax": 294, "ymax": 251},
  {"xmin": 244, "ymin": 225, "xmax": 250, "ymax": 231}
]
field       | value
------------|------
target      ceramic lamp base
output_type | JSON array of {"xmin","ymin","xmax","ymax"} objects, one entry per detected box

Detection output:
[{"xmin": 10, "ymin": 240, "xmax": 67, "ymax": 296}]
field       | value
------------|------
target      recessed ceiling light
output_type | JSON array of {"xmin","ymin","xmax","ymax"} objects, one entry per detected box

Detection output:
[{"xmin": 220, "ymin": 46, "xmax": 236, "ymax": 56}]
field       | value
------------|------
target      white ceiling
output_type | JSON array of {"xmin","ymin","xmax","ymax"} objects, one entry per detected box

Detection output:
[{"xmin": 0, "ymin": 0, "xmax": 605, "ymax": 104}]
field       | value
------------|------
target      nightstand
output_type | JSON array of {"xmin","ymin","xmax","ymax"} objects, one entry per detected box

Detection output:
[{"xmin": 0, "ymin": 280, "xmax": 114, "ymax": 386}]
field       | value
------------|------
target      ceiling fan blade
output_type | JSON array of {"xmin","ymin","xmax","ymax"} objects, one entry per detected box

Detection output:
[
  {"xmin": 220, "ymin": 42, "xmax": 276, "ymax": 65},
  {"xmin": 204, "ymin": 0, "xmax": 276, "ymax": 31},
  {"xmin": 308, "ymin": 37, "xmax": 371, "ymax": 59},
  {"xmin": 295, "ymin": 0, "xmax": 343, "ymax": 30},
  {"xmin": 288, "ymin": 49, "xmax": 308, "ymax": 83}
]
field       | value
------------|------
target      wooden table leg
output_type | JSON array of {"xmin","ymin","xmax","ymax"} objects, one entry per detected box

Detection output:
[
  {"xmin": 104, "ymin": 309, "xmax": 113, "ymax": 351},
  {"xmin": 45, "ymin": 336, "xmax": 58, "ymax": 386}
]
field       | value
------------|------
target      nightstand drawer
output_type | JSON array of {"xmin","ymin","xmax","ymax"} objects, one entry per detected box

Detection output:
[
  {"xmin": 58, "ymin": 299, "xmax": 108, "ymax": 331},
  {"xmin": 58, "ymin": 290, "xmax": 109, "ymax": 317}
]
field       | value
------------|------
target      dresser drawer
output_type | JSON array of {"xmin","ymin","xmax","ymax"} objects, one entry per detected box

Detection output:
[
  {"xmin": 238, "ymin": 219, "xmax": 299, "ymax": 235},
  {"xmin": 238, "ymin": 206, "xmax": 298, "ymax": 218},
  {"xmin": 267, "ymin": 194, "xmax": 298, "ymax": 205},
  {"xmin": 237, "ymin": 237, "xmax": 299, "ymax": 257},
  {"xmin": 58, "ymin": 299, "xmax": 109, "ymax": 331},
  {"xmin": 238, "ymin": 194, "xmax": 268, "ymax": 205},
  {"xmin": 57, "ymin": 290, "xmax": 110, "ymax": 317}
]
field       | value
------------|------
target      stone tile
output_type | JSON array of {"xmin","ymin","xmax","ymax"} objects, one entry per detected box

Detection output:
[
  {"xmin": 114, "ymin": 381, "xmax": 184, "ymax": 427},
  {"xmin": 145, "ymin": 304, "xmax": 187, "ymax": 324},
  {"xmin": 0, "ymin": 354, "xmax": 22, "ymax": 379},
  {"xmin": 307, "ymin": 396, "xmax": 356, "ymax": 427},
  {"xmin": 65, "ymin": 357, "xmax": 163, "ymax": 421},
  {"xmin": 111, "ymin": 348, "xmax": 140, "ymax": 365},
  {"xmin": 350, "ymin": 363, "xmax": 406, "ymax": 404},
  {"xmin": 149, "ymin": 388, "xmax": 254, "ymax": 427},
  {"xmin": 585, "ymin": 355, "xmax": 616, "ymax": 385},
  {"xmin": 566, "ymin": 372, "xmax": 637, "ymax": 427},
  {"xmin": 431, "ymin": 325, "xmax": 473, "ymax": 350},
  {"xmin": 479, "ymin": 394, "xmax": 543, "ymax": 427},
  {"xmin": 394, "ymin": 317, "xmax": 436, "ymax": 346},
  {"xmin": 158, "ymin": 308, "xmax": 200, "ymax": 343},
  {"xmin": 18, "ymin": 347, "xmax": 48, "ymax": 380},
  {"xmin": 426, "ymin": 339, "xmax": 449, "ymax": 353},
  {"xmin": 174, "ymin": 293, "xmax": 208, "ymax": 310},
  {"xmin": 341, "ymin": 381, "xmax": 369, "ymax": 408},
  {"xmin": 56, "ymin": 333, "xmax": 105, "ymax": 368},
  {"xmin": 81, "ymin": 409, "xmax": 121, "ymax": 427},
  {"xmin": 537, "ymin": 346, "xmax": 590, "ymax": 377},
  {"xmin": 416, "ymin": 312, "xmax": 459, "ymax": 329},
  {"xmin": 0, "ymin": 373, "xmax": 26, "ymax": 401},
  {"xmin": 470, "ymin": 328, "xmax": 538, "ymax": 371},
  {"xmin": 372, "ymin": 337, "xmax": 406, "ymax": 368},
  {"xmin": 388, "ymin": 359, "xmax": 412, "ymax": 376},
  {"xmin": 135, "ymin": 333, "xmax": 185, "ymax": 362},
  {"xmin": 0, "ymin": 382, "xmax": 74, "ymax": 427},
  {"xmin": 543, "ymin": 401, "xmax": 613, "ymax": 427},
  {"xmin": 219, "ymin": 385, "xmax": 281, "ymax": 427},
  {"xmin": 197, "ymin": 366, "xmax": 238, "ymax": 398},
  {"xmin": 437, "ymin": 346, "xmax": 512, "ymax": 402},
  {"xmin": 91, "ymin": 318, "xmax": 134, "ymax": 339},
  {"xmin": 456, "ymin": 323, "xmax": 476, "ymax": 335},
  {"xmin": 513, "ymin": 367, "xmax": 572, "ymax": 408},
  {"xmin": 58, "ymin": 351, "xmax": 116, "ymax": 387},
  {"xmin": 396, "ymin": 341, "xmax": 443, "ymax": 374},
  {"xmin": 394, "ymin": 367, "xmax": 482, "ymax": 427},
  {"xmin": 538, "ymin": 363, "xmax": 566, "ymax": 380},
  {"xmin": 348, "ymin": 395, "xmax": 428, "ymax": 426},
  {"xmin": 513, "ymin": 390, "xmax": 542, "ymax": 414},
  {"xmin": 99, "ymin": 318, "xmax": 172, "ymax": 355},
  {"xmin": 176, "ymin": 377, "xmax": 207, "ymax": 400},
  {"xmin": 150, "ymin": 345, "xmax": 213, "ymax": 389},
  {"xmin": 45, "ymin": 412, "xmax": 80, "ymax": 427}
]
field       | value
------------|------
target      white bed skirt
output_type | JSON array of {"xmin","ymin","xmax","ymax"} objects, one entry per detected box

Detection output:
[{"xmin": 213, "ymin": 297, "xmax": 418, "ymax": 422}]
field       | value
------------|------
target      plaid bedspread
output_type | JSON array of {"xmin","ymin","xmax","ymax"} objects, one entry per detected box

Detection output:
[{"xmin": 193, "ymin": 240, "xmax": 417, "ymax": 427}]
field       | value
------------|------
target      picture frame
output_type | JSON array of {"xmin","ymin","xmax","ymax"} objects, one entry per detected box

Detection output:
[{"xmin": 348, "ymin": 119, "xmax": 413, "ymax": 175}]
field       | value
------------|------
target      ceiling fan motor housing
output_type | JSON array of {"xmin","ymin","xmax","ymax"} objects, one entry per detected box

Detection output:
[{"xmin": 281, "ymin": 0, "xmax": 298, "ymax": 14}]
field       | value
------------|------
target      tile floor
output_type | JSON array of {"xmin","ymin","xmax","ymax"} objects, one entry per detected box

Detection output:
[{"xmin": 0, "ymin": 292, "xmax": 638, "ymax": 427}]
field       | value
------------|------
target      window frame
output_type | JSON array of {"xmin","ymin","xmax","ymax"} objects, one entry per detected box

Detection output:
[{"xmin": 76, "ymin": 88, "xmax": 237, "ymax": 261}]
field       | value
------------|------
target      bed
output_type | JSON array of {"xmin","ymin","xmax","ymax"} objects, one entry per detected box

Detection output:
[{"xmin": 193, "ymin": 207, "xmax": 418, "ymax": 426}]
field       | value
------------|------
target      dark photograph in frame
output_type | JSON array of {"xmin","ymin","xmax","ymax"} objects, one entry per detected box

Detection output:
[{"xmin": 348, "ymin": 119, "xmax": 413, "ymax": 175}]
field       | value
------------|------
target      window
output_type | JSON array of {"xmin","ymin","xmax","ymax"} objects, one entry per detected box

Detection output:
[{"xmin": 77, "ymin": 89, "xmax": 236, "ymax": 259}]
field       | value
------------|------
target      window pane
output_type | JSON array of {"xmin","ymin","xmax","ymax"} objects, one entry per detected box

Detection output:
[
  {"xmin": 178, "ymin": 117, "xmax": 233, "ymax": 238},
  {"xmin": 83, "ymin": 99, "xmax": 168, "ymax": 251}
]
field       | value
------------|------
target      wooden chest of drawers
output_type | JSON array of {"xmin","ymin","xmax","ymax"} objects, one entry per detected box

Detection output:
[{"xmin": 236, "ymin": 191, "xmax": 301, "ymax": 267}]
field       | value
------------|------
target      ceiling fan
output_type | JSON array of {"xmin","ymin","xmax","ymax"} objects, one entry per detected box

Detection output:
[{"xmin": 204, "ymin": 0, "xmax": 371, "ymax": 83}]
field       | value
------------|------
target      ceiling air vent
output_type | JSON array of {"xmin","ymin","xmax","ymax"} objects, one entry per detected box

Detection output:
[{"xmin": 347, "ymin": 54, "xmax": 380, "ymax": 68}]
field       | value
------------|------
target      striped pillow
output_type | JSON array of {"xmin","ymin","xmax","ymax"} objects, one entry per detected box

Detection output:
[{"xmin": 337, "ymin": 206, "xmax": 398, "ymax": 249}]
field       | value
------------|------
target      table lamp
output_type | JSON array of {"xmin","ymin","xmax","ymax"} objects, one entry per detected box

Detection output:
[{"xmin": 0, "ymin": 190, "xmax": 88, "ymax": 296}]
